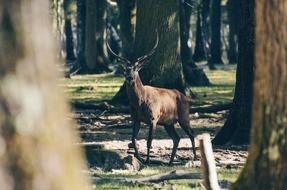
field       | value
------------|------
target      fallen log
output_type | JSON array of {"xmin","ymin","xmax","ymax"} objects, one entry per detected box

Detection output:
[
  {"xmin": 92, "ymin": 170, "xmax": 202, "ymax": 185},
  {"xmin": 190, "ymin": 102, "xmax": 233, "ymax": 113},
  {"xmin": 72, "ymin": 101, "xmax": 232, "ymax": 114}
]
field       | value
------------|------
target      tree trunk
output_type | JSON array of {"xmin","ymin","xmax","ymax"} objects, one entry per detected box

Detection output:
[
  {"xmin": 76, "ymin": 0, "xmax": 86, "ymax": 69},
  {"xmin": 64, "ymin": 0, "xmax": 76, "ymax": 61},
  {"xmin": 179, "ymin": 0, "xmax": 210, "ymax": 86},
  {"xmin": 118, "ymin": 0, "xmax": 136, "ymax": 59},
  {"xmin": 51, "ymin": 0, "xmax": 65, "ymax": 58},
  {"xmin": 84, "ymin": 0, "xmax": 110, "ymax": 73},
  {"xmin": 232, "ymin": 0, "xmax": 287, "ymax": 189},
  {"xmin": 135, "ymin": 0, "xmax": 185, "ymax": 92},
  {"xmin": 110, "ymin": 0, "xmax": 136, "ymax": 104},
  {"xmin": 212, "ymin": 0, "xmax": 254, "ymax": 145},
  {"xmin": 227, "ymin": 0, "xmax": 239, "ymax": 64},
  {"xmin": 209, "ymin": 0, "xmax": 223, "ymax": 67},
  {"xmin": 0, "ymin": 1, "xmax": 91, "ymax": 189},
  {"xmin": 193, "ymin": 4, "xmax": 207, "ymax": 62},
  {"xmin": 201, "ymin": 0, "xmax": 211, "ymax": 62}
]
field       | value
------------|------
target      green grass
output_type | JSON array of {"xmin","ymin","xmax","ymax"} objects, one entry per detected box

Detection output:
[
  {"xmin": 62, "ymin": 67, "xmax": 239, "ymax": 189},
  {"xmin": 63, "ymin": 68, "xmax": 235, "ymax": 105},
  {"xmin": 91, "ymin": 166, "xmax": 240, "ymax": 190},
  {"xmin": 61, "ymin": 73, "xmax": 124, "ymax": 103}
]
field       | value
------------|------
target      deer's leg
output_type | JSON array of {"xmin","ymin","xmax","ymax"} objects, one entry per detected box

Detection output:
[
  {"xmin": 179, "ymin": 122, "xmax": 197, "ymax": 160},
  {"xmin": 164, "ymin": 125, "xmax": 180, "ymax": 165},
  {"xmin": 132, "ymin": 121, "xmax": 144, "ymax": 163},
  {"xmin": 146, "ymin": 120, "xmax": 156, "ymax": 165}
]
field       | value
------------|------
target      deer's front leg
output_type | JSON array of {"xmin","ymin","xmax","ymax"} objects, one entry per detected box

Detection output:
[
  {"xmin": 146, "ymin": 120, "xmax": 156, "ymax": 165},
  {"xmin": 132, "ymin": 121, "xmax": 144, "ymax": 163}
]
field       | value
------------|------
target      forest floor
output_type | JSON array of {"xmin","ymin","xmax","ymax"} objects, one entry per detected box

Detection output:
[{"xmin": 62, "ymin": 64, "xmax": 248, "ymax": 190}]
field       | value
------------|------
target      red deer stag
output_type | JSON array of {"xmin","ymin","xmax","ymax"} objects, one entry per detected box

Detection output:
[{"xmin": 107, "ymin": 35, "xmax": 197, "ymax": 165}]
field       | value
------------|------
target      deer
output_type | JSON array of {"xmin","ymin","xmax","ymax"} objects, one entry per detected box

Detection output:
[{"xmin": 107, "ymin": 34, "xmax": 197, "ymax": 165}]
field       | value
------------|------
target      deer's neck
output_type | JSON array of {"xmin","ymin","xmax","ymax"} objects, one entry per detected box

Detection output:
[{"xmin": 126, "ymin": 72, "xmax": 145, "ymax": 106}]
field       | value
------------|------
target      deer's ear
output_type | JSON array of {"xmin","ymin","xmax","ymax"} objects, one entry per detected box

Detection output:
[{"xmin": 135, "ymin": 60, "xmax": 149, "ymax": 71}]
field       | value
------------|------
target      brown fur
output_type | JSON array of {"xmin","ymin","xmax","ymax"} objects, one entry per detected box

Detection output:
[{"xmin": 127, "ymin": 71, "xmax": 197, "ymax": 164}]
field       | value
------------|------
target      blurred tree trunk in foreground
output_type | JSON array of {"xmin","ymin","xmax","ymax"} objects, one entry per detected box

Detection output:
[
  {"xmin": 0, "ymin": 1, "xmax": 91, "ymax": 189},
  {"xmin": 232, "ymin": 0, "xmax": 287, "ymax": 189},
  {"xmin": 213, "ymin": 0, "xmax": 254, "ymax": 145}
]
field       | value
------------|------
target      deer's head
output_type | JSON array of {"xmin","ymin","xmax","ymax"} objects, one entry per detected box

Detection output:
[{"xmin": 107, "ymin": 33, "xmax": 159, "ymax": 84}]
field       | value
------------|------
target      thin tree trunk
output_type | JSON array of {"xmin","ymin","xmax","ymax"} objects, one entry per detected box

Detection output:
[
  {"xmin": 84, "ymin": 0, "xmax": 110, "ymax": 73},
  {"xmin": 76, "ymin": 0, "xmax": 86, "ymax": 69},
  {"xmin": 0, "ymin": 1, "xmax": 91, "ymax": 189},
  {"xmin": 209, "ymin": 0, "xmax": 223, "ymax": 67},
  {"xmin": 179, "ymin": 0, "xmax": 210, "ymax": 86},
  {"xmin": 212, "ymin": 0, "xmax": 254, "ymax": 145},
  {"xmin": 64, "ymin": 0, "xmax": 76, "ymax": 61},
  {"xmin": 193, "ymin": 4, "xmax": 207, "ymax": 62},
  {"xmin": 227, "ymin": 0, "xmax": 239, "ymax": 64},
  {"xmin": 232, "ymin": 0, "xmax": 287, "ymax": 189},
  {"xmin": 118, "ymin": 0, "xmax": 136, "ymax": 59},
  {"xmin": 201, "ymin": 0, "xmax": 211, "ymax": 62}
]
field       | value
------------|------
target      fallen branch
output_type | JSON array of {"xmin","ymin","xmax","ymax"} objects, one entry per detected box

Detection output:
[
  {"xmin": 72, "ymin": 101, "xmax": 232, "ymax": 114},
  {"xmin": 92, "ymin": 170, "xmax": 202, "ymax": 185},
  {"xmin": 190, "ymin": 102, "xmax": 233, "ymax": 113}
]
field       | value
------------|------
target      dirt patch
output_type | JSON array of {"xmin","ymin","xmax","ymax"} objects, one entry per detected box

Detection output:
[{"xmin": 74, "ymin": 109, "xmax": 247, "ymax": 170}]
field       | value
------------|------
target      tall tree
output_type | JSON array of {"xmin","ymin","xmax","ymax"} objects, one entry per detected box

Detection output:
[
  {"xmin": 117, "ymin": 0, "xmax": 136, "ymax": 59},
  {"xmin": 84, "ymin": 0, "xmax": 110, "ymax": 73},
  {"xmin": 232, "ymin": 0, "xmax": 287, "ymax": 189},
  {"xmin": 212, "ymin": 0, "xmax": 254, "ymax": 145},
  {"xmin": 0, "ymin": 0, "xmax": 91, "ymax": 189},
  {"xmin": 51, "ymin": 0, "xmax": 65, "ymax": 57},
  {"xmin": 135, "ymin": 0, "xmax": 185, "ymax": 91},
  {"xmin": 64, "ymin": 0, "xmax": 76, "ymax": 61},
  {"xmin": 193, "ymin": 3, "xmax": 207, "ymax": 62},
  {"xmin": 209, "ymin": 0, "xmax": 223, "ymax": 68},
  {"xmin": 227, "ymin": 0, "xmax": 239, "ymax": 64},
  {"xmin": 201, "ymin": 0, "xmax": 211, "ymax": 61},
  {"xmin": 179, "ymin": 0, "xmax": 210, "ymax": 86},
  {"xmin": 76, "ymin": 0, "xmax": 86, "ymax": 68}
]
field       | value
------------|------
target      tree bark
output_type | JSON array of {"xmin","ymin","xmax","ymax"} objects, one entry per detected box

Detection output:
[
  {"xmin": 179, "ymin": 0, "xmax": 210, "ymax": 86},
  {"xmin": 76, "ymin": 0, "xmax": 86, "ymax": 69},
  {"xmin": 202, "ymin": 0, "xmax": 211, "ymax": 60},
  {"xmin": 84, "ymin": 0, "xmax": 110, "ymax": 73},
  {"xmin": 0, "ymin": 1, "xmax": 91, "ymax": 189},
  {"xmin": 193, "ymin": 4, "xmax": 207, "ymax": 62},
  {"xmin": 134, "ymin": 0, "xmax": 185, "ymax": 92},
  {"xmin": 227, "ymin": 0, "xmax": 239, "ymax": 64},
  {"xmin": 232, "ymin": 0, "xmax": 287, "ymax": 189},
  {"xmin": 209, "ymin": 0, "xmax": 223, "ymax": 67},
  {"xmin": 117, "ymin": 0, "xmax": 136, "ymax": 59},
  {"xmin": 212, "ymin": 0, "xmax": 254, "ymax": 145},
  {"xmin": 64, "ymin": 0, "xmax": 76, "ymax": 61}
]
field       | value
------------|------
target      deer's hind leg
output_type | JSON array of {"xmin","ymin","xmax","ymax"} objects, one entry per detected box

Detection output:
[
  {"xmin": 178, "ymin": 116, "xmax": 197, "ymax": 160},
  {"xmin": 164, "ymin": 125, "xmax": 180, "ymax": 165}
]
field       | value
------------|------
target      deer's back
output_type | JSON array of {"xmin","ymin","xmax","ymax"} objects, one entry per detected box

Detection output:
[{"xmin": 135, "ymin": 86, "xmax": 189, "ymax": 125}]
